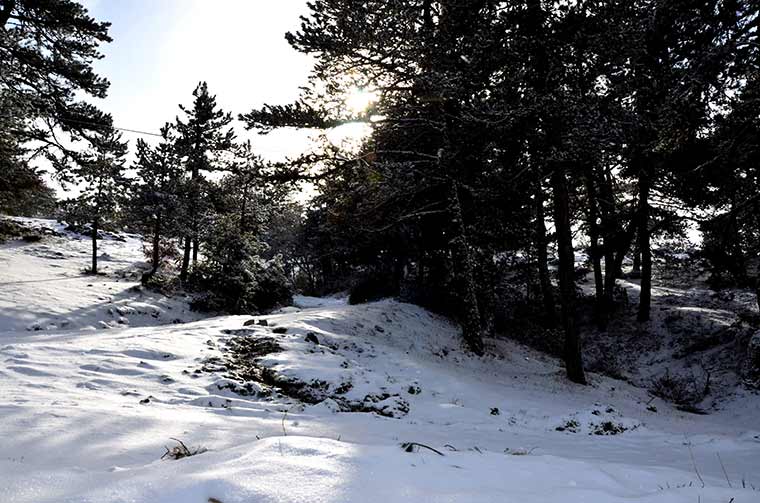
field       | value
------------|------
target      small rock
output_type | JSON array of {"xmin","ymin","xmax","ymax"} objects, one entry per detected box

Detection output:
[
  {"xmin": 490, "ymin": 407, "xmax": 500, "ymax": 416},
  {"xmin": 243, "ymin": 319, "xmax": 258, "ymax": 326},
  {"xmin": 374, "ymin": 325, "xmax": 385, "ymax": 333},
  {"xmin": 258, "ymin": 319, "xmax": 269, "ymax": 327},
  {"xmin": 272, "ymin": 326, "xmax": 288, "ymax": 334},
  {"xmin": 314, "ymin": 398, "xmax": 341, "ymax": 413},
  {"xmin": 305, "ymin": 332, "xmax": 319, "ymax": 344}
]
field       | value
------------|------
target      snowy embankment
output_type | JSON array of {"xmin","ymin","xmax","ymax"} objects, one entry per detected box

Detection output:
[{"xmin": 1, "ymin": 218, "xmax": 759, "ymax": 502}]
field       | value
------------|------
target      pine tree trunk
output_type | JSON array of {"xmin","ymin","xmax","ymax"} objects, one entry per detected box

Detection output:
[
  {"xmin": 151, "ymin": 213, "xmax": 161, "ymax": 274},
  {"xmin": 393, "ymin": 255, "xmax": 406, "ymax": 295},
  {"xmin": 632, "ymin": 246, "xmax": 641, "ymax": 276},
  {"xmin": 727, "ymin": 206, "xmax": 747, "ymax": 283},
  {"xmin": 417, "ymin": 251, "xmax": 426, "ymax": 291},
  {"xmin": 240, "ymin": 184, "xmax": 249, "ymax": 233},
  {"xmin": 180, "ymin": 236, "xmax": 191, "ymax": 282},
  {"xmin": 436, "ymin": 80, "xmax": 483, "ymax": 354},
  {"xmin": 551, "ymin": 165, "xmax": 586, "ymax": 384},
  {"xmin": 756, "ymin": 209, "xmax": 760, "ymax": 312},
  {"xmin": 602, "ymin": 250, "xmax": 616, "ymax": 311},
  {"xmin": 612, "ymin": 218, "xmax": 638, "ymax": 281},
  {"xmin": 190, "ymin": 166, "xmax": 200, "ymax": 265},
  {"xmin": 599, "ymin": 168, "xmax": 618, "ymax": 309},
  {"xmin": 534, "ymin": 185, "xmax": 557, "ymax": 327},
  {"xmin": 637, "ymin": 167, "xmax": 652, "ymax": 322},
  {"xmin": 449, "ymin": 181, "xmax": 485, "ymax": 356},
  {"xmin": 584, "ymin": 171, "xmax": 606, "ymax": 329},
  {"xmin": 584, "ymin": 172, "xmax": 604, "ymax": 306},
  {"xmin": 91, "ymin": 217, "xmax": 98, "ymax": 275},
  {"xmin": 524, "ymin": 0, "xmax": 559, "ymax": 329}
]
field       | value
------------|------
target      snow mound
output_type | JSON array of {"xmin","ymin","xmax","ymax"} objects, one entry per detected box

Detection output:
[
  {"xmin": 1, "ymin": 300, "xmax": 759, "ymax": 502},
  {"xmin": 228, "ymin": 300, "xmax": 466, "ymax": 417}
]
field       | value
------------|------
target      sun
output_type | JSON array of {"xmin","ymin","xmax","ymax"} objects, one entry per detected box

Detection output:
[{"xmin": 345, "ymin": 87, "xmax": 377, "ymax": 115}]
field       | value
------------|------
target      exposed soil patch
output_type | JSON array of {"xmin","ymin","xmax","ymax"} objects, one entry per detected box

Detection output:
[{"xmin": 216, "ymin": 325, "xmax": 410, "ymax": 417}]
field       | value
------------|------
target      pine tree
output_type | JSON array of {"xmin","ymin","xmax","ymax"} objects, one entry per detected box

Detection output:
[
  {"xmin": 174, "ymin": 82, "xmax": 235, "ymax": 281},
  {"xmin": 130, "ymin": 125, "xmax": 184, "ymax": 277},
  {"xmin": 684, "ymin": 57, "xmax": 760, "ymax": 309},
  {"xmin": 0, "ymin": 96, "xmax": 56, "ymax": 215},
  {"xmin": 236, "ymin": 0, "xmax": 755, "ymax": 382},
  {"xmin": 190, "ymin": 149, "xmax": 293, "ymax": 315},
  {"xmin": 62, "ymin": 128, "xmax": 129, "ymax": 274},
  {"xmin": 244, "ymin": 0, "xmax": 521, "ymax": 355},
  {"xmin": 607, "ymin": 0, "xmax": 745, "ymax": 322},
  {"xmin": 0, "ymin": 0, "xmax": 112, "ymax": 157},
  {"xmin": 1, "ymin": 0, "xmax": 115, "ymax": 218},
  {"xmin": 228, "ymin": 141, "xmax": 274, "ymax": 233}
]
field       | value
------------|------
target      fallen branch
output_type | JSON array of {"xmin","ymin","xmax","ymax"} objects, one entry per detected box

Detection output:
[
  {"xmin": 686, "ymin": 441, "xmax": 705, "ymax": 488},
  {"xmin": 506, "ymin": 447, "xmax": 538, "ymax": 456},
  {"xmin": 401, "ymin": 442, "xmax": 445, "ymax": 456}
]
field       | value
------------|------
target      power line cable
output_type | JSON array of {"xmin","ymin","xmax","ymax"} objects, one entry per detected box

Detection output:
[
  {"xmin": 111, "ymin": 126, "xmax": 162, "ymax": 137},
  {"xmin": 55, "ymin": 117, "xmax": 163, "ymax": 137},
  {"xmin": 0, "ymin": 113, "xmax": 163, "ymax": 137}
]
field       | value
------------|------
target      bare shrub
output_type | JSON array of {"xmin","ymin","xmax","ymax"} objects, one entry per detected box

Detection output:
[
  {"xmin": 161, "ymin": 438, "xmax": 207, "ymax": 460},
  {"xmin": 650, "ymin": 367, "xmax": 711, "ymax": 409},
  {"xmin": 586, "ymin": 352, "xmax": 626, "ymax": 380},
  {"xmin": 590, "ymin": 420, "xmax": 629, "ymax": 435}
]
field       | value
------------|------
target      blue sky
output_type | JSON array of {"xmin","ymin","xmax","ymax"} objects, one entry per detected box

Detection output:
[{"xmin": 80, "ymin": 0, "xmax": 314, "ymax": 159}]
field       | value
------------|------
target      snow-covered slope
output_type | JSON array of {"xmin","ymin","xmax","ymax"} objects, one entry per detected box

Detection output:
[
  {"xmin": 1, "ymin": 219, "xmax": 759, "ymax": 502},
  {"xmin": 0, "ymin": 217, "xmax": 202, "ymax": 333},
  {"xmin": 581, "ymin": 265, "xmax": 760, "ymax": 403}
]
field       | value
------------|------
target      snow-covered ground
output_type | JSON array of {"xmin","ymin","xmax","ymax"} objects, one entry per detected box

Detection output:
[
  {"xmin": 581, "ymin": 260, "xmax": 760, "ymax": 403},
  {"xmin": 0, "ymin": 217, "xmax": 202, "ymax": 333},
  {"xmin": 1, "ymin": 218, "xmax": 759, "ymax": 502}
]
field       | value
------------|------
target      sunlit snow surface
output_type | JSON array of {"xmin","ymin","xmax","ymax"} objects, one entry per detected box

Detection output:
[{"xmin": 1, "ymin": 218, "xmax": 759, "ymax": 502}]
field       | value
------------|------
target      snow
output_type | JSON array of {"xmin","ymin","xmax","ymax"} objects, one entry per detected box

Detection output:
[
  {"xmin": 0, "ymin": 217, "xmax": 203, "ymax": 333},
  {"xmin": 1, "ymin": 217, "xmax": 759, "ymax": 502},
  {"xmin": 292, "ymin": 294, "xmax": 348, "ymax": 309}
]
